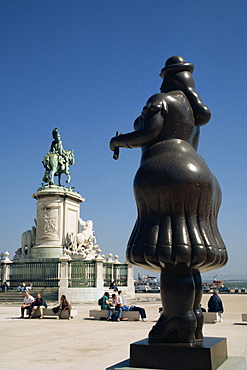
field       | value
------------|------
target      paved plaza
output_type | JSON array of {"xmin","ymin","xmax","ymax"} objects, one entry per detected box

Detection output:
[{"xmin": 0, "ymin": 294, "xmax": 247, "ymax": 369}]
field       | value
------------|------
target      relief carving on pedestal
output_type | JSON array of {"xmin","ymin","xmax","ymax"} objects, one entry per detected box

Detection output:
[{"xmin": 36, "ymin": 207, "xmax": 59, "ymax": 240}]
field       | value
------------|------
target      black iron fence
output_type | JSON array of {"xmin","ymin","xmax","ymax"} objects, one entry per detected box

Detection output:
[
  {"xmin": 103, "ymin": 263, "xmax": 127, "ymax": 287},
  {"xmin": 4, "ymin": 260, "xmax": 128, "ymax": 289},
  {"xmin": 68, "ymin": 260, "xmax": 96, "ymax": 287},
  {"xmin": 10, "ymin": 262, "xmax": 60, "ymax": 287}
]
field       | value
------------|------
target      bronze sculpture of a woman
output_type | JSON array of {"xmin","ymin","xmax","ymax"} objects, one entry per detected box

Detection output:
[{"xmin": 110, "ymin": 56, "xmax": 227, "ymax": 344}]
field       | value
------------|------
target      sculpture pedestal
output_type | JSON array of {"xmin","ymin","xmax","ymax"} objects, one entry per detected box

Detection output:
[
  {"xmin": 130, "ymin": 337, "xmax": 227, "ymax": 370},
  {"xmin": 107, "ymin": 337, "xmax": 233, "ymax": 370},
  {"xmin": 31, "ymin": 185, "xmax": 84, "ymax": 259}
]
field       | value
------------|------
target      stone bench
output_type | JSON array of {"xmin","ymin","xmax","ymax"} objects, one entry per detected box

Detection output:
[
  {"xmin": 31, "ymin": 307, "xmax": 78, "ymax": 319},
  {"xmin": 241, "ymin": 313, "xmax": 247, "ymax": 322},
  {"xmin": 203, "ymin": 312, "xmax": 221, "ymax": 323},
  {"xmin": 89, "ymin": 309, "xmax": 140, "ymax": 321}
]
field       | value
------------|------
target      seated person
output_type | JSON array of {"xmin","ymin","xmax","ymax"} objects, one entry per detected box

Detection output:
[
  {"xmin": 117, "ymin": 290, "xmax": 126, "ymax": 305},
  {"xmin": 30, "ymin": 293, "xmax": 47, "ymax": 319},
  {"xmin": 109, "ymin": 281, "xmax": 118, "ymax": 291},
  {"xmin": 53, "ymin": 295, "xmax": 72, "ymax": 319},
  {"xmin": 107, "ymin": 293, "xmax": 122, "ymax": 321},
  {"xmin": 2, "ymin": 282, "xmax": 8, "ymax": 292},
  {"xmin": 20, "ymin": 292, "xmax": 35, "ymax": 318},
  {"xmin": 17, "ymin": 282, "xmax": 26, "ymax": 292},
  {"xmin": 25, "ymin": 282, "xmax": 33, "ymax": 291},
  {"xmin": 100, "ymin": 292, "xmax": 111, "ymax": 310},
  {"xmin": 122, "ymin": 304, "xmax": 148, "ymax": 321}
]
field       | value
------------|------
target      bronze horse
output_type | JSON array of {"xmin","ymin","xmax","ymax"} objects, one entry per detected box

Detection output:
[{"xmin": 42, "ymin": 150, "xmax": 74, "ymax": 186}]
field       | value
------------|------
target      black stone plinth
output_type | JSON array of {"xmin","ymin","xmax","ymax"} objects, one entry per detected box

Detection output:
[{"xmin": 130, "ymin": 337, "xmax": 228, "ymax": 370}]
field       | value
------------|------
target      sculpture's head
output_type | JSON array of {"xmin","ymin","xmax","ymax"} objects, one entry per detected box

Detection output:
[
  {"xmin": 160, "ymin": 56, "xmax": 195, "ymax": 94},
  {"xmin": 160, "ymin": 56, "xmax": 194, "ymax": 78},
  {"xmin": 52, "ymin": 128, "xmax": 60, "ymax": 140}
]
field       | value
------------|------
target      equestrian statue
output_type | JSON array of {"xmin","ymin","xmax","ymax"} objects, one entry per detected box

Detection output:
[{"xmin": 42, "ymin": 128, "xmax": 74, "ymax": 186}]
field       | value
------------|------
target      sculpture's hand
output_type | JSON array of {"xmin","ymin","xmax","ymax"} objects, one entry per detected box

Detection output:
[
  {"xmin": 113, "ymin": 147, "xmax": 119, "ymax": 160},
  {"xmin": 110, "ymin": 137, "xmax": 118, "ymax": 151},
  {"xmin": 110, "ymin": 132, "xmax": 123, "ymax": 160}
]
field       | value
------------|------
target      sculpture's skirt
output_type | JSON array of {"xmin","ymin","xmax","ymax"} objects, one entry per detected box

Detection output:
[{"xmin": 126, "ymin": 139, "xmax": 227, "ymax": 272}]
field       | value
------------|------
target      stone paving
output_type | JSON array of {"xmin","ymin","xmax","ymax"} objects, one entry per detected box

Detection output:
[{"xmin": 0, "ymin": 294, "xmax": 246, "ymax": 369}]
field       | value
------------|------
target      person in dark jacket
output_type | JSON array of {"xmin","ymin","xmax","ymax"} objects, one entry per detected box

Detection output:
[
  {"xmin": 208, "ymin": 290, "xmax": 224, "ymax": 321},
  {"xmin": 30, "ymin": 293, "xmax": 47, "ymax": 319}
]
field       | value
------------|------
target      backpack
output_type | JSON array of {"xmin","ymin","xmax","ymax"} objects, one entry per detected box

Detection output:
[
  {"xmin": 98, "ymin": 297, "xmax": 103, "ymax": 306},
  {"xmin": 111, "ymin": 311, "xmax": 119, "ymax": 321}
]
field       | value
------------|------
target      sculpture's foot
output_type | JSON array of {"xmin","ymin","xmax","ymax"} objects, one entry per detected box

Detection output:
[
  {"xmin": 148, "ymin": 311, "xmax": 196, "ymax": 344},
  {"xmin": 194, "ymin": 308, "xmax": 204, "ymax": 340}
]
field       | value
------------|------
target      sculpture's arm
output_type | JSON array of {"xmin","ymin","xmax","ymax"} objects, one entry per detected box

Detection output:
[
  {"xmin": 185, "ymin": 88, "xmax": 211, "ymax": 126},
  {"xmin": 110, "ymin": 94, "xmax": 167, "ymax": 151}
]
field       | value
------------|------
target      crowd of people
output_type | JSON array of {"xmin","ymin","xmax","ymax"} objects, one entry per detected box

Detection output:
[{"xmin": 17, "ymin": 281, "xmax": 224, "ymax": 323}]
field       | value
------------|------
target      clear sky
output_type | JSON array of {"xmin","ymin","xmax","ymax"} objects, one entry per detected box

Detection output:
[{"xmin": 1, "ymin": 1, "xmax": 247, "ymax": 280}]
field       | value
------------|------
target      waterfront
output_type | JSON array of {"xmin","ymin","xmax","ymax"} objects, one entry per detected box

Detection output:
[{"xmin": 221, "ymin": 280, "xmax": 247, "ymax": 289}]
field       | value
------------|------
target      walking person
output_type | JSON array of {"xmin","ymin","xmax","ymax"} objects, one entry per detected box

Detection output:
[{"xmin": 208, "ymin": 290, "xmax": 224, "ymax": 322}]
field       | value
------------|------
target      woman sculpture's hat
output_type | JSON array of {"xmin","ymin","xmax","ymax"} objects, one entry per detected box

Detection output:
[{"xmin": 160, "ymin": 56, "xmax": 194, "ymax": 78}]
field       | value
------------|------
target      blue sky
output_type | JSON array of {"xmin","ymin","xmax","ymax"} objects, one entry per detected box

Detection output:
[{"xmin": 1, "ymin": 1, "xmax": 247, "ymax": 280}]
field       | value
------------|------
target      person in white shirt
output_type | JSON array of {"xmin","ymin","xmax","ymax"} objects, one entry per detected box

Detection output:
[
  {"xmin": 20, "ymin": 292, "xmax": 35, "ymax": 318},
  {"xmin": 117, "ymin": 290, "xmax": 126, "ymax": 305}
]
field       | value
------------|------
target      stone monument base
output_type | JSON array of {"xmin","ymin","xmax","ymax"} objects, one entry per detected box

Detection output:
[
  {"xmin": 31, "ymin": 245, "xmax": 63, "ymax": 259},
  {"xmin": 106, "ymin": 337, "xmax": 243, "ymax": 370}
]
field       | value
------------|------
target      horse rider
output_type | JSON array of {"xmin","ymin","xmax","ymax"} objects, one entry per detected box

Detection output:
[{"xmin": 50, "ymin": 128, "xmax": 69, "ymax": 173}]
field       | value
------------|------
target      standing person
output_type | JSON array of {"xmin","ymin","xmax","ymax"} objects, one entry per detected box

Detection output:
[
  {"xmin": 110, "ymin": 56, "xmax": 227, "ymax": 343},
  {"xmin": 20, "ymin": 292, "xmax": 35, "ymax": 318},
  {"xmin": 30, "ymin": 293, "xmax": 47, "ymax": 319},
  {"xmin": 208, "ymin": 290, "xmax": 224, "ymax": 322}
]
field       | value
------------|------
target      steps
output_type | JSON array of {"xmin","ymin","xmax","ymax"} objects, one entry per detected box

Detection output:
[{"xmin": 0, "ymin": 287, "xmax": 59, "ymax": 304}]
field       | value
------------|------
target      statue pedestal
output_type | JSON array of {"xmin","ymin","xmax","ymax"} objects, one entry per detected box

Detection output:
[
  {"xmin": 107, "ymin": 337, "xmax": 231, "ymax": 370},
  {"xmin": 31, "ymin": 185, "xmax": 84, "ymax": 259}
]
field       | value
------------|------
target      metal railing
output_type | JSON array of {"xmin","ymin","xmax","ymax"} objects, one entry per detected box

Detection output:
[
  {"xmin": 68, "ymin": 261, "xmax": 96, "ymax": 287},
  {"xmin": 103, "ymin": 263, "xmax": 127, "ymax": 287},
  {"xmin": 10, "ymin": 262, "xmax": 60, "ymax": 287}
]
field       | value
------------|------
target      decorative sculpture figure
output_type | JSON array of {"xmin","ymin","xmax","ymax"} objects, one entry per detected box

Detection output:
[
  {"xmin": 21, "ymin": 226, "xmax": 36, "ymax": 255},
  {"xmin": 110, "ymin": 56, "xmax": 227, "ymax": 344},
  {"xmin": 42, "ymin": 128, "xmax": 74, "ymax": 186}
]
